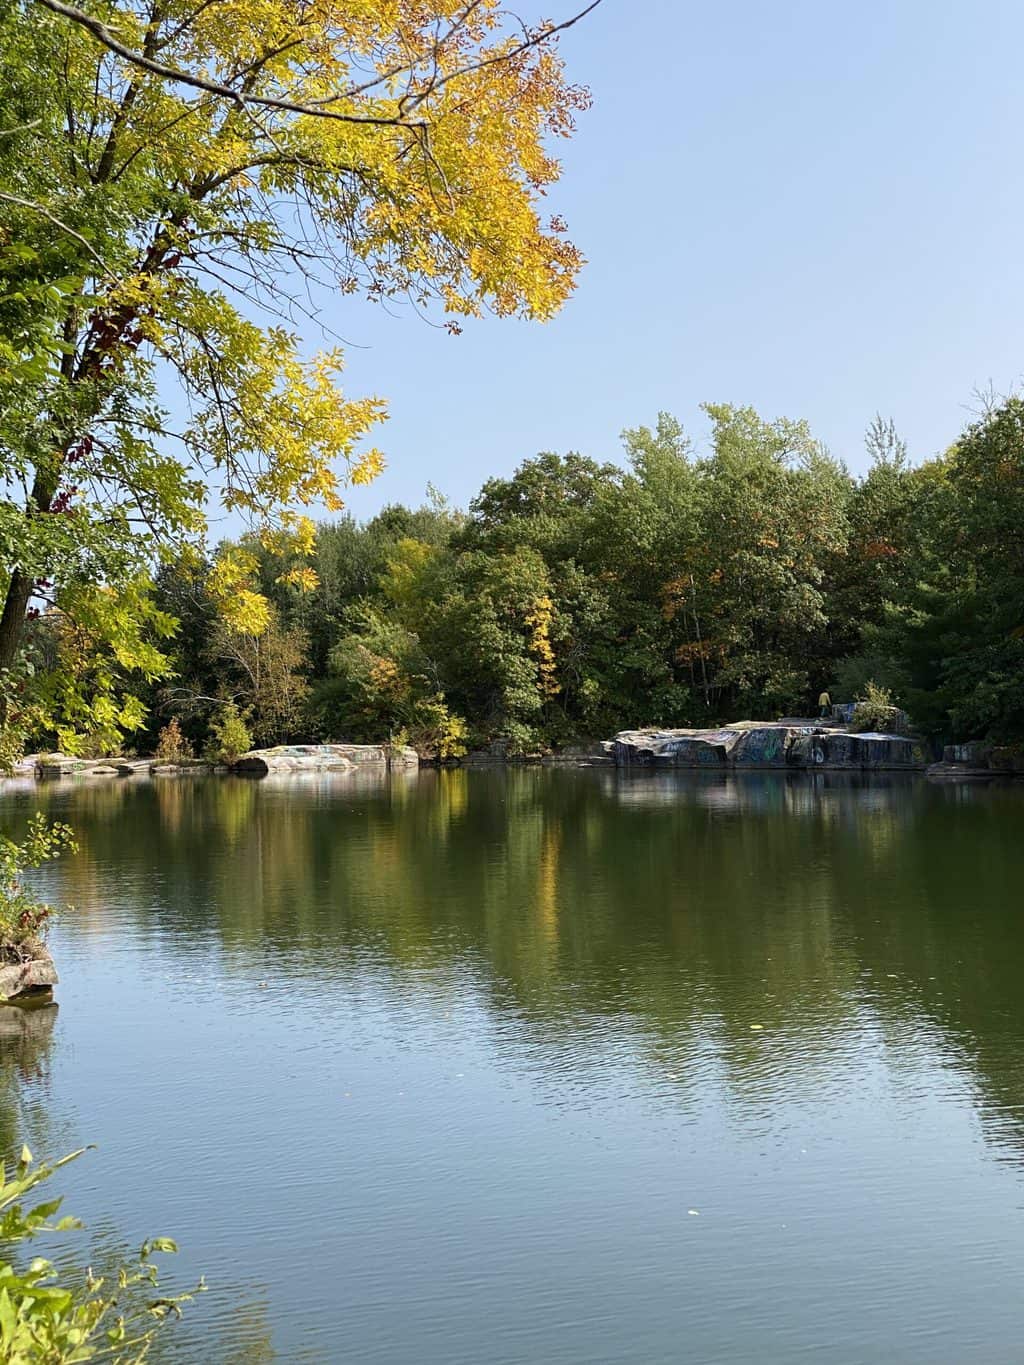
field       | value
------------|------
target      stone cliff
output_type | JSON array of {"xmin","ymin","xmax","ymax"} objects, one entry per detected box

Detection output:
[{"xmin": 611, "ymin": 723, "xmax": 925, "ymax": 771}]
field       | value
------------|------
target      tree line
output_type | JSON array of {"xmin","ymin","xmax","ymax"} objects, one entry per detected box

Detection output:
[{"xmin": 21, "ymin": 395, "xmax": 1017, "ymax": 760}]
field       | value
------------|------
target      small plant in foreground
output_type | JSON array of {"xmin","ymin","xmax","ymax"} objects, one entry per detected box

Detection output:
[
  {"xmin": 206, "ymin": 704, "xmax": 253, "ymax": 764},
  {"xmin": 0, "ymin": 816, "xmax": 76, "ymax": 954},
  {"xmin": 0, "ymin": 1146, "xmax": 199, "ymax": 1363}
]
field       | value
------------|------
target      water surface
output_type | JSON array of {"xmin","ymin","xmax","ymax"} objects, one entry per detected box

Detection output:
[{"xmin": 2, "ymin": 768, "xmax": 1023, "ymax": 1363}]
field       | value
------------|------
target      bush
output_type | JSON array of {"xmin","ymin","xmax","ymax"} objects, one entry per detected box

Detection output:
[
  {"xmin": 408, "ymin": 697, "xmax": 469, "ymax": 761},
  {"xmin": 0, "ymin": 726, "xmax": 26, "ymax": 777},
  {"xmin": 0, "ymin": 1146, "xmax": 197, "ymax": 1362},
  {"xmin": 0, "ymin": 815, "xmax": 75, "ymax": 952},
  {"xmin": 206, "ymin": 704, "xmax": 253, "ymax": 763},
  {"xmin": 153, "ymin": 719, "xmax": 194, "ymax": 764},
  {"xmin": 850, "ymin": 680, "xmax": 899, "ymax": 733}
]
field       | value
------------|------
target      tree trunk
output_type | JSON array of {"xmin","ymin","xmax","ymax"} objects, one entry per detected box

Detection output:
[
  {"xmin": 0, "ymin": 464, "xmax": 60, "ymax": 728},
  {"xmin": 0, "ymin": 570, "xmax": 31, "ymax": 673},
  {"xmin": 0, "ymin": 569, "xmax": 33, "ymax": 728}
]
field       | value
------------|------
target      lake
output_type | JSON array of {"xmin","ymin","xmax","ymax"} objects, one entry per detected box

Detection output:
[{"xmin": 2, "ymin": 767, "xmax": 1024, "ymax": 1363}]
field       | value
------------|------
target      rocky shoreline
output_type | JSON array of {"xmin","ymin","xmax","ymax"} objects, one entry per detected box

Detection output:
[{"xmin": 3, "ymin": 727, "xmax": 1021, "ymax": 782}]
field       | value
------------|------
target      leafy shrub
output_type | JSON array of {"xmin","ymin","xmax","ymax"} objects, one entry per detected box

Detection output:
[
  {"xmin": 850, "ymin": 681, "xmax": 899, "ymax": 733},
  {"xmin": 498, "ymin": 719, "xmax": 541, "ymax": 757},
  {"xmin": 408, "ymin": 697, "xmax": 469, "ymax": 761},
  {"xmin": 435, "ymin": 709, "xmax": 469, "ymax": 761},
  {"xmin": 153, "ymin": 719, "xmax": 194, "ymax": 764},
  {"xmin": 206, "ymin": 704, "xmax": 253, "ymax": 763},
  {"xmin": 0, "ymin": 815, "xmax": 75, "ymax": 951},
  {"xmin": 0, "ymin": 1146, "xmax": 197, "ymax": 1362},
  {"xmin": 0, "ymin": 727, "xmax": 26, "ymax": 777}
]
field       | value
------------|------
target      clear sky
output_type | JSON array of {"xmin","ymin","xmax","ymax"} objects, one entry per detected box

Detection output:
[{"xmin": 319, "ymin": 0, "xmax": 1024, "ymax": 518}]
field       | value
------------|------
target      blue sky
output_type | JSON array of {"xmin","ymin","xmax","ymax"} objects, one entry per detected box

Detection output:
[{"xmin": 320, "ymin": 0, "xmax": 1024, "ymax": 518}]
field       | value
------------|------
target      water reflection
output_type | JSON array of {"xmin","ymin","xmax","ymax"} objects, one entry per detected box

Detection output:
[
  {"xmin": 0, "ymin": 1003, "xmax": 58, "ymax": 1154},
  {"xmin": 18, "ymin": 768, "xmax": 1024, "ymax": 1156},
  {"xmin": 4, "ymin": 769, "xmax": 1024, "ymax": 1362}
]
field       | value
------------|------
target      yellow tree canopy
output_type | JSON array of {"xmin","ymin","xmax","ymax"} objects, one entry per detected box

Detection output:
[{"xmin": 0, "ymin": 0, "xmax": 596, "ymax": 734}]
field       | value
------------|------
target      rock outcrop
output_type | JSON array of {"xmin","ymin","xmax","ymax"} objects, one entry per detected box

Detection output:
[
  {"xmin": 5, "ymin": 746, "xmax": 419, "ymax": 781},
  {"xmin": 232, "ymin": 743, "xmax": 418, "ymax": 775},
  {"xmin": 29, "ymin": 753, "xmax": 148, "ymax": 779},
  {"xmin": 928, "ymin": 742, "xmax": 1024, "ymax": 779},
  {"xmin": 612, "ymin": 724, "xmax": 925, "ymax": 771},
  {"xmin": 613, "ymin": 728, "xmax": 742, "ymax": 767},
  {"xmin": 0, "ymin": 944, "xmax": 58, "ymax": 1004}
]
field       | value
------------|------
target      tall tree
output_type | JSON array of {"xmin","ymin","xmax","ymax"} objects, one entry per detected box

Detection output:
[{"xmin": 0, "ymin": 0, "xmax": 597, "ymax": 737}]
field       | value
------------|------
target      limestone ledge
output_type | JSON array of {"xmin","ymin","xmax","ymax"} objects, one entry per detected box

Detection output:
[
  {"xmin": 928, "ymin": 742, "xmax": 1024, "ymax": 778},
  {"xmin": 13, "ymin": 744, "xmax": 419, "ymax": 780},
  {"xmin": 232, "ymin": 743, "xmax": 419, "ymax": 775},
  {"xmin": 612, "ymin": 724, "xmax": 926, "ymax": 771}
]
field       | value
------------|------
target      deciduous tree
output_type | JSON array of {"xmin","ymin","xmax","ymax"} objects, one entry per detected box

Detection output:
[{"xmin": 0, "ymin": 0, "xmax": 597, "ymax": 740}]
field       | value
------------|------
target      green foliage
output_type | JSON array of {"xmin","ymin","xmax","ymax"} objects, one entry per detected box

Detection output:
[
  {"xmin": 0, "ymin": 0, "xmax": 594, "ymax": 750},
  {"xmin": 0, "ymin": 727, "xmax": 27, "ymax": 779},
  {"xmin": 850, "ymin": 681, "xmax": 897, "ymax": 733},
  {"xmin": 408, "ymin": 699, "xmax": 469, "ymax": 761},
  {"xmin": 831, "ymin": 648, "xmax": 909, "ymax": 705},
  {"xmin": 32, "ymin": 394, "xmax": 1024, "ymax": 754},
  {"xmin": 206, "ymin": 705, "xmax": 253, "ymax": 765},
  {"xmin": 205, "ymin": 587, "xmax": 310, "ymax": 747},
  {"xmin": 0, "ymin": 1146, "xmax": 196, "ymax": 1363},
  {"xmin": 0, "ymin": 815, "xmax": 75, "ymax": 950}
]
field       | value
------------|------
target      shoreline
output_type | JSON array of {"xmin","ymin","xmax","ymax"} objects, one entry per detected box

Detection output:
[{"xmin": 4, "ymin": 724, "xmax": 1020, "ymax": 785}]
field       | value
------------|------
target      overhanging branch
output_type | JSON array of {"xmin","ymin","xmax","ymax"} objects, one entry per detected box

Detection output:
[
  {"xmin": 33, "ymin": 0, "xmax": 603, "ymax": 128},
  {"xmin": 33, "ymin": 0, "xmax": 425, "ymax": 127}
]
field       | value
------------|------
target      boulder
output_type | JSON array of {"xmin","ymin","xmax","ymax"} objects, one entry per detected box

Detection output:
[{"xmin": 0, "ymin": 944, "xmax": 58, "ymax": 1004}]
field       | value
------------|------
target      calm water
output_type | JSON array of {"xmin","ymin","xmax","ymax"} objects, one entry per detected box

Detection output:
[{"xmin": 2, "ymin": 767, "xmax": 1024, "ymax": 1363}]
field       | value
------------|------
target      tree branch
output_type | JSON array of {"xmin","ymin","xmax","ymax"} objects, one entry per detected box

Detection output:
[
  {"xmin": 0, "ymin": 190, "xmax": 108, "ymax": 271},
  {"xmin": 33, "ymin": 0, "xmax": 427, "ymax": 128},
  {"xmin": 33, "ymin": 0, "xmax": 602, "ymax": 127}
]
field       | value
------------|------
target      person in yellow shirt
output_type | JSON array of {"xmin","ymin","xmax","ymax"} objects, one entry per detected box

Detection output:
[{"xmin": 818, "ymin": 689, "xmax": 832, "ymax": 720}]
